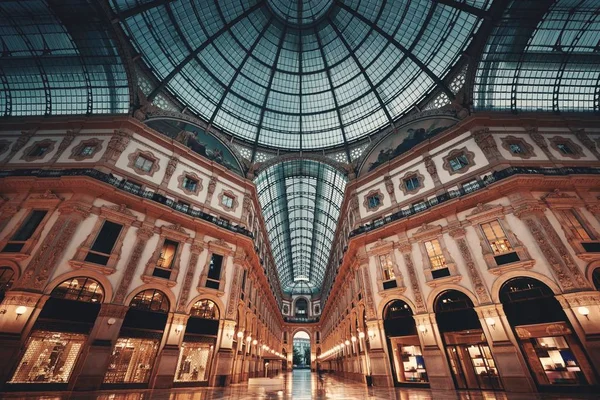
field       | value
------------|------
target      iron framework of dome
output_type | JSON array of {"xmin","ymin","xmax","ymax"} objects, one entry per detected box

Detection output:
[{"xmin": 111, "ymin": 0, "xmax": 490, "ymax": 153}]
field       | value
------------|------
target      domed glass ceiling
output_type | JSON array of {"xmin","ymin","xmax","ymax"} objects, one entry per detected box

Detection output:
[{"xmin": 112, "ymin": 0, "xmax": 487, "ymax": 151}]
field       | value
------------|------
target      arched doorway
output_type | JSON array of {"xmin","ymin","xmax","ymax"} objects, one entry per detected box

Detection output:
[
  {"xmin": 435, "ymin": 290, "xmax": 503, "ymax": 391},
  {"xmin": 104, "ymin": 289, "xmax": 169, "ymax": 385},
  {"xmin": 499, "ymin": 277, "xmax": 596, "ymax": 389},
  {"xmin": 174, "ymin": 299, "xmax": 219, "ymax": 385},
  {"xmin": 292, "ymin": 331, "xmax": 310, "ymax": 369},
  {"xmin": 9, "ymin": 277, "xmax": 104, "ymax": 388},
  {"xmin": 383, "ymin": 300, "xmax": 428, "ymax": 386}
]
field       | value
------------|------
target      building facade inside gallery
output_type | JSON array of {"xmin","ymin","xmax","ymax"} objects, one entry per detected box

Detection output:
[{"xmin": 0, "ymin": 0, "xmax": 600, "ymax": 395}]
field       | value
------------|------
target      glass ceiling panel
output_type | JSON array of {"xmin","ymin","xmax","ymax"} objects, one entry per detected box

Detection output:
[
  {"xmin": 0, "ymin": 0, "xmax": 129, "ymax": 117},
  {"xmin": 474, "ymin": 0, "xmax": 600, "ymax": 113},
  {"xmin": 112, "ymin": 0, "xmax": 484, "ymax": 151},
  {"xmin": 256, "ymin": 160, "xmax": 347, "ymax": 294}
]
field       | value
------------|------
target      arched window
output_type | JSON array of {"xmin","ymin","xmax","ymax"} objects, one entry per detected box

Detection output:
[
  {"xmin": 190, "ymin": 299, "xmax": 219, "ymax": 320},
  {"xmin": 51, "ymin": 277, "xmax": 104, "ymax": 303},
  {"xmin": 130, "ymin": 289, "xmax": 169, "ymax": 313},
  {"xmin": 434, "ymin": 290, "xmax": 474, "ymax": 313},
  {"xmin": 0, "ymin": 267, "xmax": 15, "ymax": 301},
  {"xmin": 384, "ymin": 300, "xmax": 413, "ymax": 320},
  {"xmin": 295, "ymin": 298, "xmax": 308, "ymax": 317},
  {"xmin": 592, "ymin": 268, "xmax": 600, "ymax": 290}
]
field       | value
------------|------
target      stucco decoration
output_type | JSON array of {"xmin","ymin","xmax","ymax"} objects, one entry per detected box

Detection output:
[
  {"xmin": 69, "ymin": 138, "xmax": 104, "ymax": 161},
  {"xmin": 359, "ymin": 115, "xmax": 457, "ymax": 176},
  {"xmin": 549, "ymin": 136, "xmax": 584, "ymax": 159},
  {"xmin": 20, "ymin": 139, "xmax": 57, "ymax": 162}
]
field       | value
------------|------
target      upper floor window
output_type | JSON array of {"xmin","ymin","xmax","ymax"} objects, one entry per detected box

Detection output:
[
  {"xmin": 557, "ymin": 143, "xmax": 573, "ymax": 155},
  {"xmin": 509, "ymin": 143, "xmax": 524, "ymax": 154},
  {"xmin": 157, "ymin": 239, "xmax": 179, "ymax": 269},
  {"xmin": 51, "ymin": 277, "xmax": 104, "ymax": 303},
  {"xmin": 222, "ymin": 194, "xmax": 234, "ymax": 208},
  {"xmin": 559, "ymin": 210, "xmax": 595, "ymax": 241},
  {"xmin": 378, "ymin": 254, "xmax": 395, "ymax": 281},
  {"xmin": 0, "ymin": 267, "xmax": 15, "ymax": 302},
  {"xmin": 183, "ymin": 176, "xmax": 198, "ymax": 192},
  {"xmin": 190, "ymin": 299, "xmax": 219, "ymax": 320},
  {"xmin": 79, "ymin": 145, "xmax": 96, "ymax": 157},
  {"xmin": 448, "ymin": 154, "xmax": 470, "ymax": 171},
  {"xmin": 481, "ymin": 221, "xmax": 513, "ymax": 255},
  {"xmin": 368, "ymin": 195, "xmax": 381, "ymax": 209},
  {"xmin": 134, "ymin": 155, "xmax": 154, "ymax": 172},
  {"xmin": 206, "ymin": 254, "xmax": 224, "ymax": 290},
  {"xmin": 2, "ymin": 210, "xmax": 48, "ymax": 253},
  {"xmin": 29, "ymin": 144, "xmax": 49, "ymax": 157},
  {"xmin": 443, "ymin": 148, "xmax": 475, "ymax": 175},
  {"xmin": 404, "ymin": 175, "xmax": 420, "ymax": 191},
  {"xmin": 130, "ymin": 289, "xmax": 169, "ymax": 313},
  {"xmin": 364, "ymin": 189, "xmax": 384, "ymax": 212},
  {"xmin": 424, "ymin": 239, "xmax": 447, "ymax": 271},
  {"xmin": 84, "ymin": 220, "xmax": 123, "ymax": 265}
]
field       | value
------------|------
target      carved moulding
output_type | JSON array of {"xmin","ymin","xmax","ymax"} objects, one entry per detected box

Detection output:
[
  {"xmin": 20, "ymin": 139, "xmax": 57, "ymax": 162},
  {"xmin": 548, "ymin": 136, "xmax": 585, "ymax": 159},
  {"xmin": 500, "ymin": 135, "xmax": 535, "ymax": 159},
  {"xmin": 69, "ymin": 138, "xmax": 104, "ymax": 161}
]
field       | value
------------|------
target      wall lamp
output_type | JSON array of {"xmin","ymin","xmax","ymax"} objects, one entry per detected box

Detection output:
[
  {"xmin": 578, "ymin": 306, "xmax": 590, "ymax": 320},
  {"xmin": 418, "ymin": 325, "xmax": 428, "ymax": 334},
  {"xmin": 15, "ymin": 306, "xmax": 27, "ymax": 320},
  {"xmin": 175, "ymin": 324, "xmax": 184, "ymax": 334},
  {"xmin": 485, "ymin": 317, "xmax": 496, "ymax": 330}
]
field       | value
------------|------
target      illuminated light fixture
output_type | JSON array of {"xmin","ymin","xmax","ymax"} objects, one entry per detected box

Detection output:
[
  {"xmin": 237, "ymin": 331, "xmax": 244, "ymax": 338},
  {"xmin": 107, "ymin": 318, "xmax": 117, "ymax": 326},
  {"xmin": 246, "ymin": 336, "xmax": 252, "ymax": 342},
  {"xmin": 351, "ymin": 336, "xmax": 357, "ymax": 342},
  {"xmin": 418, "ymin": 325, "xmax": 428, "ymax": 334},
  {"xmin": 358, "ymin": 331, "xmax": 365, "ymax": 339},
  {"xmin": 344, "ymin": 340, "xmax": 350, "ymax": 346},
  {"xmin": 253, "ymin": 339, "xmax": 258, "ymax": 345},
  {"xmin": 367, "ymin": 330, "xmax": 376, "ymax": 339},
  {"xmin": 578, "ymin": 306, "xmax": 590, "ymax": 320},
  {"xmin": 175, "ymin": 324, "xmax": 184, "ymax": 334},
  {"xmin": 485, "ymin": 317, "xmax": 496, "ymax": 330},
  {"xmin": 15, "ymin": 306, "xmax": 27, "ymax": 319},
  {"xmin": 262, "ymin": 344, "xmax": 267, "ymax": 350}
]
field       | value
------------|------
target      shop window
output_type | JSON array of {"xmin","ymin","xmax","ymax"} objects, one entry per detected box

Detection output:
[
  {"xmin": 51, "ymin": 277, "xmax": 104, "ymax": 303},
  {"xmin": 104, "ymin": 337, "xmax": 160, "ymax": 384},
  {"xmin": 84, "ymin": 220, "xmax": 123, "ymax": 265},
  {"xmin": 130, "ymin": 289, "xmax": 169, "ymax": 313},
  {"xmin": 10, "ymin": 331, "xmax": 87, "ymax": 384},
  {"xmin": 481, "ymin": 221, "xmax": 513, "ymax": 255},
  {"xmin": 424, "ymin": 239, "xmax": 449, "ymax": 278},
  {"xmin": 174, "ymin": 342, "xmax": 215, "ymax": 383},
  {"xmin": 134, "ymin": 155, "xmax": 154, "ymax": 172},
  {"xmin": 2, "ymin": 210, "xmax": 48, "ymax": 252},
  {"xmin": 0, "ymin": 266, "xmax": 15, "ymax": 302},
  {"xmin": 190, "ymin": 299, "xmax": 219, "ymax": 320},
  {"xmin": 205, "ymin": 254, "xmax": 223, "ymax": 290}
]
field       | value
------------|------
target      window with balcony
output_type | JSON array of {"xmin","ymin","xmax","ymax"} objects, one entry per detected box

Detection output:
[
  {"xmin": 206, "ymin": 254, "xmax": 224, "ymax": 290},
  {"xmin": 134, "ymin": 155, "xmax": 154, "ymax": 172},
  {"xmin": 425, "ymin": 239, "xmax": 449, "ymax": 278},
  {"xmin": 153, "ymin": 239, "xmax": 179, "ymax": 279},
  {"xmin": 84, "ymin": 220, "xmax": 123, "ymax": 265}
]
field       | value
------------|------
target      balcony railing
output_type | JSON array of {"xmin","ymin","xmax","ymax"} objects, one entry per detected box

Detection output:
[
  {"xmin": 283, "ymin": 316, "xmax": 320, "ymax": 323},
  {"xmin": 350, "ymin": 166, "xmax": 600, "ymax": 237},
  {"xmin": 0, "ymin": 168, "xmax": 253, "ymax": 238}
]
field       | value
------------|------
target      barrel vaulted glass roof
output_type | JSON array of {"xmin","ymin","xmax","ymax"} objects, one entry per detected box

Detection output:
[
  {"xmin": 111, "ymin": 0, "xmax": 489, "ymax": 151},
  {"xmin": 474, "ymin": 0, "xmax": 600, "ymax": 113},
  {"xmin": 255, "ymin": 160, "xmax": 346, "ymax": 294},
  {"xmin": 0, "ymin": 0, "xmax": 130, "ymax": 117}
]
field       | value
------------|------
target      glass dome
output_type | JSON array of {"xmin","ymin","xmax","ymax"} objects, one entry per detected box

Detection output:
[{"xmin": 112, "ymin": 0, "xmax": 488, "ymax": 151}]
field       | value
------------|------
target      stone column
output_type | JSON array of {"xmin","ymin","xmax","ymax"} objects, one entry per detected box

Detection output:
[
  {"xmin": 157, "ymin": 157, "xmax": 178, "ymax": 194},
  {"xmin": 448, "ymin": 227, "xmax": 491, "ymax": 304},
  {"xmin": 0, "ymin": 291, "xmax": 45, "ymax": 387},
  {"xmin": 0, "ymin": 202, "xmax": 20, "ymax": 236},
  {"xmin": 113, "ymin": 223, "xmax": 155, "ymax": 304},
  {"xmin": 71, "ymin": 303, "xmax": 128, "ymax": 391},
  {"xmin": 397, "ymin": 242, "xmax": 427, "ymax": 313},
  {"xmin": 176, "ymin": 241, "xmax": 204, "ymax": 312},
  {"xmin": 474, "ymin": 304, "xmax": 536, "ymax": 392},
  {"xmin": 384, "ymin": 175, "xmax": 397, "ymax": 208},
  {"xmin": 1, "ymin": 130, "xmax": 35, "ymax": 166},
  {"xmin": 514, "ymin": 203, "xmax": 591, "ymax": 292},
  {"xmin": 527, "ymin": 127, "xmax": 557, "ymax": 161},
  {"xmin": 13, "ymin": 201, "xmax": 92, "ymax": 292},
  {"xmin": 210, "ymin": 319, "xmax": 236, "ymax": 386},
  {"xmin": 423, "ymin": 155, "xmax": 444, "ymax": 195},
  {"xmin": 573, "ymin": 129, "xmax": 600, "ymax": 159},
  {"xmin": 49, "ymin": 129, "xmax": 77, "ymax": 164},
  {"xmin": 413, "ymin": 312, "xmax": 455, "ymax": 390},
  {"xmin": 152, "ymin": 313, "xmax": 189, "ymax": 389}
]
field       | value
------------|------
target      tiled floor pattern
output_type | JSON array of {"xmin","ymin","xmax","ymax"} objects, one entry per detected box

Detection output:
[{"xmin": 2, "ymin": 370, "xmax": 597, "ymax": 400}]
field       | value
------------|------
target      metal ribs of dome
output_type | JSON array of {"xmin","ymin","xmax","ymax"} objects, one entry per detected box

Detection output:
[{"xmin": 112, "ymin": 0, "xmax": 490, "ymax": 152}]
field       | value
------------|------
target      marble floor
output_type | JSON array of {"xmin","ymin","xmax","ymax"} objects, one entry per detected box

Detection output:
[{"xmin": 1, "ymin": 370, "xmax": 597, "ymax": 400}]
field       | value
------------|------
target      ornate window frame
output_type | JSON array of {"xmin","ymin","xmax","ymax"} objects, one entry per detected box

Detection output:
[
  {"xmin": 399, "ymin": 170, "xmax": 425, "ymax": 196},
  {"xmin": 413, "ymin": 224, "xmax": 460, "ymax": 286},
  {"xmin": 127, "ymin": 149, "xmax": 160, "ymax": 177},
  {"xmin": 69, "ymin": 138, "xmax": 103, "ymax": 161},
  {"xmin": 549, "ymin": 136, "xmax": 584, "ymax": 159},
  {"xmin": 442, "ymin": 147, "xmax": 476, "ymax": 176},
  {"xmin": 142, "ymin": 224, "xmax": 188, "ymax": 287},
  {"xmin": 367, "ymin": 239, "xmax": 404, "ymax": 295},
  {"xmin": 500, "ymin": 136, "xmax": 535, "ymax": 159},
  {"xmin": 198, "ymin": 239, "xmax": 233, "ymax": 295},
  {"xmin": 218, "ymin": 190, "xmax": 239, "ymax": 212},
  {"xmin": 177, "ymin": 171, "xmax": 203, "ymax": 196},
  {"xmin": 363, "ymin": 189, "xmax": 384, "ymax": 213},
  {"xmin": 20, "ymin": 139, "xmax": 57, "ymax": 162},
  {"xmin": 70, "ymin": 204, "xmax": 137, "ymax": 274},
  {"xmin": 466, "ymin": 203, "xmax": 534, "ymax": 274},
  {"xmin": 0, "ymin": 191, "xmax": 61, "ymax": 259}
]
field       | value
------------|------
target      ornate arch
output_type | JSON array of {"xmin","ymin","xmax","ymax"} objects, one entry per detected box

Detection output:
[
  {"xmin": 124, "ymin": 283, "xmax": 176, "ymax": 312},
  {"xmin": 186, "ymin": 293, "xmax": 225, "ymax": 318},
  {"xmin": 291, "ymin": 327, "xmax": 312, "ymax": 341},
  {"xmin": 378, "ymin": 295, "xmax": 418, "ymax": 319},
  {"xmin": 0, "ymin": 259, "xmax": 21, "ymax": 280},
  {"xmin": 585, "ymin": 260, "xmax": 600, "ymax": 290},
  {"xmin": 44, "ymin": 269, "xmax": 113, "ymax": 303},
  {"xmin": 427, "ymin": 283, "xmax": 479, "ymax": 311},
  {"xmin": 490, "ymin": 270, "xmax": 563, "ymax": 304}
]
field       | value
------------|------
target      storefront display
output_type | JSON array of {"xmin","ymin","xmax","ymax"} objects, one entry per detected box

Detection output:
[
  {"xmin": 10, "ymin": 331, "xmax": 86, "ymax": 383},
  {"xmin": 389, "ymin": 337, "xmax": 428, "ymax": 384},
  {"xmin": 174, "ymin": 342, "xmax": 215, "ymax": 382},
  {"xmin": 103, "ymin": 337, "xmax": 160, "ymax": 384}
]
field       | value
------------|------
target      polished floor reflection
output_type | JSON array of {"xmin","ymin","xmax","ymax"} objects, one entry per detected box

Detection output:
[{"xmin": 2, "ymin": 370, "xmax": 598, "ymax": 400}]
